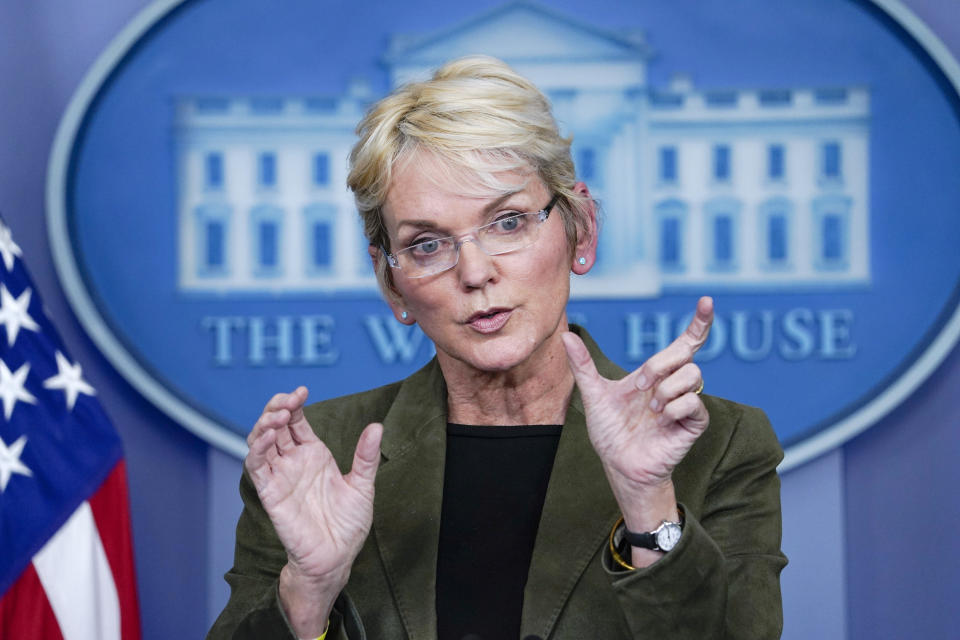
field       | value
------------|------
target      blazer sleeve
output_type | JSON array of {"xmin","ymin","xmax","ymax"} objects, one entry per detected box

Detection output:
[
  {"xmin": 205, "ymin": 469, "xmax": 362, "ymax": 640},
  {"xmin": 601, "ymin": 404, "xmax": 788, "ymax": 639}
]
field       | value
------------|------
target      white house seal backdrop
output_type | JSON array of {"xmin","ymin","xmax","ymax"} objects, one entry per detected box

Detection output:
[{"xmin": 47, "ymin": 0, "xmax": 960, "ymax": 467}]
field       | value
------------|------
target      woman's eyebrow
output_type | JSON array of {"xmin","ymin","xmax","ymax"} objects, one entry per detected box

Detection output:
[
  {"xmin": 394, "ymin": 191, "xmax": 533, "ymax": 234},
  {"xmin": 480, "ymin": 192, "xmax": 520, "ymax": 214},
  {"xmin": 396, "ymin": 219, "xmax": 442, "ymax": 231}
]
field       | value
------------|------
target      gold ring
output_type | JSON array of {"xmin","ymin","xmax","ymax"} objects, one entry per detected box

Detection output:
[{"xmin": 694, "ymin": 379, "xmax": 704, "ymax": 395}]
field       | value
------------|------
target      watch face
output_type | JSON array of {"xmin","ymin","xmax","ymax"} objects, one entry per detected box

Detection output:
[{"xmin": 656, "ymin": 523, "xmax": 682, "ymax": 551}]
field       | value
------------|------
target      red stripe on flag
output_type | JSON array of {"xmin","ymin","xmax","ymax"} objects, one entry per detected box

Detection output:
[
  {"xmin": 0, "ymin": 563, "xmax": 65, "ymax": 640},
  {"xmin": 88, "ymin": 460, "xmax": 142, "ymax": 640}
]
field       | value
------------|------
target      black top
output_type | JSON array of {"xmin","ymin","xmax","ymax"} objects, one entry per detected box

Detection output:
[{"xmin": 436, "ymin": 423, "xmax": 562, "ymax": 640}]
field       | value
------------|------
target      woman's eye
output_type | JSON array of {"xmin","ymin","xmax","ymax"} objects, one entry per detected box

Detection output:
[
  {"xmin": 411, "ymin": 238, "xmax": 441, "ymax": 255},
  {"xmin": 494, "ymin": 214, "xmax": 523, "ymax": 232}
]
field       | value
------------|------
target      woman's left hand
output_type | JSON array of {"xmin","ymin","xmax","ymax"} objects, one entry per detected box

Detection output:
[{"xmin": 561, "ymin": 296, "xmax": 713, "ymax": 536}]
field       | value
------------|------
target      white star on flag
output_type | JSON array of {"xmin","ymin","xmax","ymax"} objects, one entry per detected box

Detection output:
[
  {"xmin": 0, "ymin": 222, "xmax": 22, "ymax": 272},
  {"xmin": 0, "ymin": 360, "xmax": 37, "ymax": 420},
  {"xmin": 0, "ymin": 284, "xmax": 40, "ymax": 347},
  {"xmin": 0, "ymin": 434, "xmax": 31, "ymax": 492},
  {"xmin": 43, "ymin": 351, "xmax": 96, "ymax": 410}
]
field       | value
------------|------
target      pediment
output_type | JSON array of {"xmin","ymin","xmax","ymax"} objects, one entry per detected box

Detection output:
[{"xmin": 384, "ymin": 1, "xmax": 649, "ymax": 67}]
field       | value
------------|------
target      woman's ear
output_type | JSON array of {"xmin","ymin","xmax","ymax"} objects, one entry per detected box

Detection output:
[
  {"xmin": 570, "ymin": 182, "xmax": 598, "ymax": 275},
  {"xmin": 390, "ymin": 305, "xmax": 415, "ymax": 324},
  {"xmin": 387, "ymin": 296, "xmax": 415, "ymax": 324}
]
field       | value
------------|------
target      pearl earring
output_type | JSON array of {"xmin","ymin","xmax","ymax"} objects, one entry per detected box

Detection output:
[
  {"xmin": 578, "ymin": 257, "xmax": 587, "ymax": 265},
  {"xmin": 401, "ymin": 311, "xmax": 408, "ymax": 320}
]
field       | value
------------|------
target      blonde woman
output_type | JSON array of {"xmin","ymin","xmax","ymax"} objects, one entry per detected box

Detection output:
[{"xmin": 210, "ymin": 56, "xmax": 786, "ymax": 640}]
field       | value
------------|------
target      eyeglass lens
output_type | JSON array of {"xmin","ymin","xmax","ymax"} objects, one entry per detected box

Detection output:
[{"xmin": 397, "ymin": 210, "xmax": 547, "ymax": 277}]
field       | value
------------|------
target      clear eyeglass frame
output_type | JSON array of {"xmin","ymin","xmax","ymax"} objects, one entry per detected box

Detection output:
[{"xmin": 382, "ymin": 194, "xmax": 560, "ymax": 278}]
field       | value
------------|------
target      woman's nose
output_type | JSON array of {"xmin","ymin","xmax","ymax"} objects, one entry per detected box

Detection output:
[{"xmin": 455, "ymin": 238, "xmax": 497, "ymax": 288}]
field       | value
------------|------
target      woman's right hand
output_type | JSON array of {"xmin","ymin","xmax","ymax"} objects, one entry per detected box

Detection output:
[{"xmin": 244, "ymin": 386, "xmax": 383, "ymax": 636}]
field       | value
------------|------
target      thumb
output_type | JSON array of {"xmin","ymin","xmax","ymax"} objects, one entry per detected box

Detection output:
[
  {"xmin": 561, "ymin": 332, "xmax": 604, "ymax": 398},
  {"xmin": 346, "ymin": 422, "xmax": 383, "ymax": 493}
]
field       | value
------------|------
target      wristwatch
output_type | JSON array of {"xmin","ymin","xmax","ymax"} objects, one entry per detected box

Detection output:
[{"xmin": 622, "ymin": 509, "xmax": 684, "ymax": 552}]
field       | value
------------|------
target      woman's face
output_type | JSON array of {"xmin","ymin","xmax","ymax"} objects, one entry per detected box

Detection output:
[{"xmin": 379, "ymin": 158, "xmax": 596, "ymax": 379}]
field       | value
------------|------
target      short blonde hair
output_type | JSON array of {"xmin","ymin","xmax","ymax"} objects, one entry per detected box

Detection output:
[{"xmin": 347, "ymin": 55, "xmax": 592, "ymax": 296}]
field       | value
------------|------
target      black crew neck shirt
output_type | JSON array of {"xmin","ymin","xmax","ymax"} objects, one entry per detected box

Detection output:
[{"xmin": 436, "ymin": 423, "xmax": 562, "ymax": 640}]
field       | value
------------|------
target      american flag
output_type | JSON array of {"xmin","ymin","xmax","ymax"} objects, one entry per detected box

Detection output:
[{"xmin": 0, "ymin": 217, "xmax": 141, "ymax": 639}]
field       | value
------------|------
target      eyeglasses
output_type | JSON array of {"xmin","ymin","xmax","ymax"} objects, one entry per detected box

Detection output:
[{"xmin": 383, "ymin": 195, "xmax": 560, "ymax": 278}]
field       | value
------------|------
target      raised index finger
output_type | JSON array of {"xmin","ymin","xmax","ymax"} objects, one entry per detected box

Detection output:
[{"xmin": 636, "ymin": 296, "xmax": 713, "ymax": 390}]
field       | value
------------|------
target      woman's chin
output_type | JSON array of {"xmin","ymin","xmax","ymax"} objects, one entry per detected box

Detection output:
[
  {"xmin": 464, "ymin": 350, "xmax": 527, "ymax": 374},
  {"xmin": 448, "ymin": 334, "xmax": 548, "ymax": 376}
]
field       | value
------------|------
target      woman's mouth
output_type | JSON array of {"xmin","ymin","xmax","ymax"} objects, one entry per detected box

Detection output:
[{"xmin": 466, "ymin": 308, "xmax": 512, "ymax": 334}]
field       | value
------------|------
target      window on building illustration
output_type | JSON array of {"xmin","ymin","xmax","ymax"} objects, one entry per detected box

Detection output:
[
  {"xmin": 713, "ymin": 216, "xmax": 733, "ymax": 264},
  {"xmin": 650, "ymin": 92, "xmax": 684, "ymax": 108},
  {"xmin": 705, "ymin": 198, "xmax": 741, "ymax": 272},
  {"xmin": 814, "ymin": 88, "xmax": 848, "ymax": 105},
  {"xmin": 313, "ymin": 152, "xmax": 330, "ymax": 187},
  {"xmin": 822, "ymin": 215, "xmax": 844, "ymax": 262},
  {"xmin": 822, "ymin": 142, "xmax": 842, "ymax": 179},
  {"xmin": 259, "ymin": 221, "xmax": 278, "ymax": 268},
  {"xmin": 713, "ymin": 145, "xmax": 731, "ymax": 182},
  {"xmin": 258, "ymin": 152, "xmax": 277, "ymax": 188},
  {"xmin": 194, "ymin": 203, "xmax": 231, "ymax": 276},
  {"xmin": 251, "ymin": 97, "xmax": 283, "ymax": 114},
  {"xmin": 768, "ymin": 214, "xmax": 788, "ymax": 262},
  {"xmin": 768, "ymin": 144, "xmax": 785, "ymax": 180},
  {"xmin": 195, "ymin": 97, "xmax": 229, "ymax": 113},
  {"xmin": 205, "ymin": 220, "xmax": 225, "ymax": 269},
  {"xmin": 705, "ymin": 91, "xmax": 738, "ymax": 108},
  {"xmin": 312, "ymin": 221, "xmax": 332, "ymax": 268},
  {"xmin": 304, "ymin": 203, "xmax": 337, "ymax": 274},
  {"xmin": 548, "ymin": 88, "xmax": 577, "ymax": 103},
  {"xmin": 759, "ymin": 198, "xmax": 792, "ymax": 270},
  {"xmin": 659, "ymin": 147, "xmax": 678, "ymax": 183},
  {"xmin": 661, "ymin": 218, "xmax": 681, "ymax": 268},
  {"xmin": 357, "ymin": 216, "xmax": 372, "ymax": 275},
  {"xmin": 305, "ymin": 97, "xmax": 338, "ymax": 113},
  {"xmin": 579, "ymin": 148, "xmax": 596, "ymax": 181},
  {"xmin": 205, "ymin": 152, "xmax": 224, "ymax": 189},
  {"xmin": 812, "ymin": 195, "xmax": 851, "ymax": 271},
  {"xmin": 250, "ymin": 205, "xmax": 283, "ymax": 276},
  {"xmin": 656, "ymin": 199, "xmax": 687, "ymax": 272},
  {"xmin": 759, "ymin": 89, "xmax": 792, "ymax": 106}
]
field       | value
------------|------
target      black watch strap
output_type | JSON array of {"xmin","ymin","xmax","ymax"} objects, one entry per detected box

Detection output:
[{"xmin": 622, "ymin": 528, "xmax": 658, "ymax": 549}]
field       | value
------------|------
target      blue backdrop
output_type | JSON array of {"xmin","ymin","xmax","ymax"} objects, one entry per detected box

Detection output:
[{"xmin": 1, "ymin": 1, "xmax": 958, "ymax": 638}]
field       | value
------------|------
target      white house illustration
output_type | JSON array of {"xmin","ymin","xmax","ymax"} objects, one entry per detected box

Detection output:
[{"xmin": 175, "ymin": 0, "xmax": 870, "ymax": 298}]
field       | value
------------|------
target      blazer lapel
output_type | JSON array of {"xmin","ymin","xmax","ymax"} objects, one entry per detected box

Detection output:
[
  {"xmin": 519, "ymin": 328, "xmax": 625, "ymax": 640},
  {"xmin": 372, "ymin": 360, "xmax": 448, "ymax": 640}
]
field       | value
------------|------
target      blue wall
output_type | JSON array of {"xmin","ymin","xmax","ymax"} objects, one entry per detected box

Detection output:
[{"xmin": 0, "ymin": 2, "xmax": 957, "ymax": 638}]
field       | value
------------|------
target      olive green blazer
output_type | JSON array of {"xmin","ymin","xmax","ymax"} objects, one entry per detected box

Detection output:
[{"xmin": 209, "ymin": 328, "xmax": 786, "ymax": 639}]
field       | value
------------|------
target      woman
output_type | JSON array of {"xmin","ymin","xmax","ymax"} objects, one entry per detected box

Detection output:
[{"xmin": 210, "ymin": 56, "xmax": 786, "ymax": 640}]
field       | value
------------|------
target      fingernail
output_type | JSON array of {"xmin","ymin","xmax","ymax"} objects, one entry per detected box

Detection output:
[
  {"xmin": 636, "ymin": 373, "xmax": 649, "ymax": 390},
  {"xmin": 649, "ymin": 398, "xmax": 660, "ymax": 412}
]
